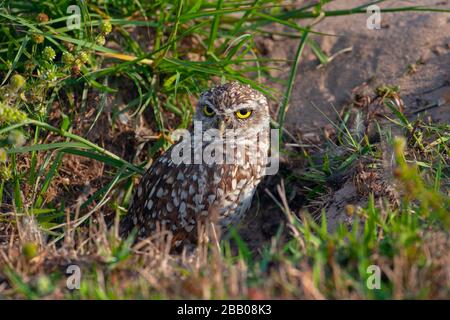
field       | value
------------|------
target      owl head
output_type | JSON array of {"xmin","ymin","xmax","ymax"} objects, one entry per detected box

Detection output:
[{"xmin": 194, "ymin": 82, "xmax": 270, "ymax": 137}]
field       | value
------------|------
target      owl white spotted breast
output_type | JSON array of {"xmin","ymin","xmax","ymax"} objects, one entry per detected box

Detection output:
[{"xmin": 120, "ymin": 81, "xmax": 270, "ymax": 247}]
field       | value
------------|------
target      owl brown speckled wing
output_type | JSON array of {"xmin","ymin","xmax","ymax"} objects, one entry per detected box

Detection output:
[
  {"xmin": 120, "ymin": 143, "xmax": 265, "ymax": 247},
  {"xmin": 121, "ymin": 143, "xmax": 207, "ymax": 246}
]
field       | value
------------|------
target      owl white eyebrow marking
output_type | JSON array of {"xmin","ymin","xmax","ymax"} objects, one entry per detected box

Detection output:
[
  {"xmin": 224, "ymin": 102, "xmax": 258, "ymax": 113},
  {"xmin": 198, "ymin": 98, "xmax": 219, "ymax": 113}
]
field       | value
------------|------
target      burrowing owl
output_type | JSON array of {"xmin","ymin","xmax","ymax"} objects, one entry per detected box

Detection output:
[{"xmin": 121, "ymin": 82, "xmax": 270, "ymax": 247}]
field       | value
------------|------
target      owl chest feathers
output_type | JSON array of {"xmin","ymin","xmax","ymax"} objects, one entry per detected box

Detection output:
[
  {"xmin": 125, "ymin": 134, "xmax": 269, "ymax": 240},
  {"xmin": 193, "ymin": 135, "xmax": 269, "ymax": 226}
]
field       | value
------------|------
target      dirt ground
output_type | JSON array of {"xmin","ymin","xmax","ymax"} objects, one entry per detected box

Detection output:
[
  {"xmin": 266, "ymin": 0, "xmax": 450, "ymax": 131},
  {"xmin": 240, "ymin": 0, "xmax": 450, "ymax": 251}
]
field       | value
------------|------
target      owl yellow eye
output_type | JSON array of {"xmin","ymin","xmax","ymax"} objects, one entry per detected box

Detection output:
[
  {"xmin": 235, "ymin": 109, "xmax": 252, "ymax": 119},
  {"xmin": 203, "ymin": 105, "xmax": 215, "ymax": 117}
]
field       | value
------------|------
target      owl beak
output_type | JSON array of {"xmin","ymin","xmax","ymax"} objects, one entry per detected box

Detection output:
[
  {"xmin": 218, "ymin": 120, "xmax": 226, "ymax": 136},
  {"xmin": 218, "ymin": 115, "xmax": 232, "ymax": 136}
]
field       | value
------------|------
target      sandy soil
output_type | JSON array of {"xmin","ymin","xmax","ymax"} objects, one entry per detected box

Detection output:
[
  {"xmin": 259, "ymin": 0, "xmax": 450, "ymax": 133},
  {"xmin": 241, "ymin": 0, "xmax": 450, "ymax": 251}
]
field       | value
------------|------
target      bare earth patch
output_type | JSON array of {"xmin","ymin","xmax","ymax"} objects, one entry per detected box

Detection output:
[{"xmin": 241, "ymin": 0, "xmax": 450, "ymax": 250}]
